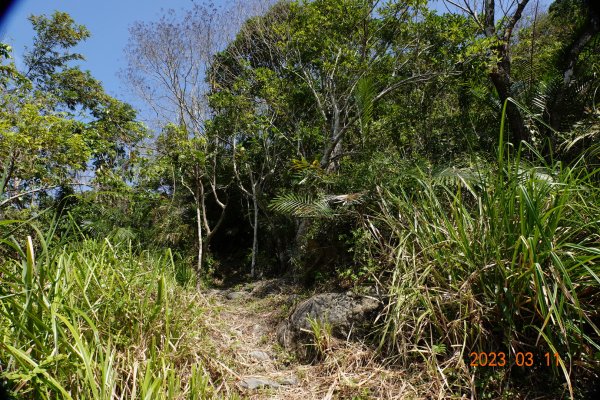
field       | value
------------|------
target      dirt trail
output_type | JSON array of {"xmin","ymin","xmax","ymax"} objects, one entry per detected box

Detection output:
[
  {"xmin": 202, "ymin": 283, "xmax": 417, "ymax": 400},
  {"xmin": 205, "ymin": 288, "xmax": 320, "ymax": 399}
]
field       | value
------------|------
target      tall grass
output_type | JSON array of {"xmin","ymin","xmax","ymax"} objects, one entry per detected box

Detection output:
[
  {"xmin": 373, "ymin": 118, "xmax": 600, "ymax": 397},
  {"xmin": 0, "ymin": 226, "xmax": 222, "ymax": 399}
]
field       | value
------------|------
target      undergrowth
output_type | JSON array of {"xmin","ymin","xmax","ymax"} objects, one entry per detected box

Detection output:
[
  {"xmin": 372, "ymin": 109, "xmax": 600, "ymax": 398},
  {"xmin": 0, "ymin": 225, "xmax": 223, "ymax": 399}
]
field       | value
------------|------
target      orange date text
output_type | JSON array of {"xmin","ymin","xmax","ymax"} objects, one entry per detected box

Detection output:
[{"xmin": 469, "ymin": 352, "xmax": 561, "ymax": 367}]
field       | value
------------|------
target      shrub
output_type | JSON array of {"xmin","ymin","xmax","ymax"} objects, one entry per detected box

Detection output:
[{"xmin": 372, "ymin": 121, "xmax": 600, "ymax": 397}]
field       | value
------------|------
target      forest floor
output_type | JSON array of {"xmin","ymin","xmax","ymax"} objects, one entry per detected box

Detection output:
[{"xmin": 201, "ymin": 282, "xmax": 424, "ymax": 400}]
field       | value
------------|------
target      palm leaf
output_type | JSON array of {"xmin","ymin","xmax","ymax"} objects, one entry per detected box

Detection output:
[
  {"xmin": 269, "ymin": 191, "xmax": 366, "ymax": 218},
  {"xmin": 269, "ymin": 193, "xmax": 333, "ymax": 218}
]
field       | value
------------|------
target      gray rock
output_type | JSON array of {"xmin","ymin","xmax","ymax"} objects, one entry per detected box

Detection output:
[
  {"xmin": 276, "ymin": 292, "xmax": 381, "ymax": 361},
  {"xmin": 226, "ymin": 291, "xmax": 247, "ymax": 300},
  {"xmin": 251, "ymin": 279, "xmax": 288, "ymax": 298},
  {"xmin": 279, "ymin": 375, "xmax": 298, "ymax": 386},
  {"xmin": 252, "ymin": 324, "xmax": 264, "ymax": 336},
  {"xmin": 239, "ymin": 376, "xmax": 281, "ymax": 389},
  {"xmin": 249, "ymin": 350, "xmax": 270, "ymax": 361}
]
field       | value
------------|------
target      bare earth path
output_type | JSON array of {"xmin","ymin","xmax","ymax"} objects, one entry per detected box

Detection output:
[
  {"xmin": 201, "ymin": 283, "xmax": 419, "ymax": 400},
  {"xmin": 205, "ymin": 287, "xmax": 320, "ymax": 399}
]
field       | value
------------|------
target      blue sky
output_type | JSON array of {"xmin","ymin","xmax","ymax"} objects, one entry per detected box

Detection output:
[
  {"xmin": 0, "ymin": 0, "xmax": 550, "ymax": 120},
  {"xmin": 0, "ymin": 0, "xmax": 231, "ymax": 112}
]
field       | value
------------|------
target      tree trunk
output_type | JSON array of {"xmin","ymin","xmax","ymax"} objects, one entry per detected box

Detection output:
[
  {"xmin": 320, "ymin": 97, "xmax": 343, "ymax": 171},
  {"xmin": 250, "ymin": 181, "xmax": 259, "ymax": 278},
  {"xmin": 196, "ymin": 202, "xmax": 203, "ymax": 289},
  {"xmin": 489, "ymin": 51, "xmax": 529, "ymax": 145},
  {"xmin": 482, "ymin": 0, "xmax": 529, "ymax": 146},
  {"xmin": 548, "ymin": 0, "xmax": 600, "ymax": 133}
]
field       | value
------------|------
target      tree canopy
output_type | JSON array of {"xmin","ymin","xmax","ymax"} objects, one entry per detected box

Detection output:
[{"xmin": 1, "ymin": 1, "xmax": 600, "ymax": 398}]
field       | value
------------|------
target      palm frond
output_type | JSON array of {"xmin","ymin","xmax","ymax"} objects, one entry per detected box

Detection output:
[
  {"xmin": 323, "ymin": 192, "xmax": 366, "ymax": 206},
  {"xmin": 269, "ymin": 193, "xmax": 333, "ymax": 218},
  {"xmin": 356, "ymin": 76, "xmax": 376, "ymax": 129},
  {"xmin": 269, "ymin": 191, "xmax": 365, "ymax": 218},
  {"xmin": 433, "ymin": 166, "xmax": 484, "ymax": 197}
]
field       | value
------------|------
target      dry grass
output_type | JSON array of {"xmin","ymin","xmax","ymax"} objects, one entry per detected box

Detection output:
[{"xmin": 201, "ymin": 289, "xmax": 428, "ymax": 400}]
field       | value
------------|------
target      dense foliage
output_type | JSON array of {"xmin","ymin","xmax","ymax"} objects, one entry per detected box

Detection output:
[{"xmin": 2, "ymin": 0, "xmax": 600, "ymax": 398}]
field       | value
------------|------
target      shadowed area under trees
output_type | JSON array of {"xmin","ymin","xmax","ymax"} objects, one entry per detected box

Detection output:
[{"xmin": 1, "ymin": 0, "xmax": 600, "ymax": 398}]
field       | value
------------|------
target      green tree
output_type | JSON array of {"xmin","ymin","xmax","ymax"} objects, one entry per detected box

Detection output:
[
  {"xmin": 444, "ymin": 0, "xmax": 599, "ymax": 150},
  {"xmin": 0, "ymin": 12, "xmax": 144, "ymax": 219},
  {"xmin": 125, "ymin": 3, "xmax": 243, "ymax": 282}
]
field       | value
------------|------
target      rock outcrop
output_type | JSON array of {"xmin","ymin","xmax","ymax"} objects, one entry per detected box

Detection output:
[
  {"xmin": 276, "ymin": 292, "xmax": 381, "ymax": 361},
  {"xmin": 250, "ymin": 278, "xmax": 289, "ymax": 298}
]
